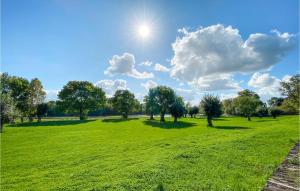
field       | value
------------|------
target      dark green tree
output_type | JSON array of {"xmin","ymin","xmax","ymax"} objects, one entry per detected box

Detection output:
[
  {"xmin": 112, "ymin": 90, "xmax": 135, "ymax": 118},
  {"xmin": 200, "ymin": 95, "xmax": 222, "ymax": 127},
  {"xmin": 36, "ymin": 103, "xmax": 48, "ymax": 122},
  {"xmin": 151, "ymin": 86, "xmax": 176, "ymax": 122},
  {"xmin": 144, "ymin": 88, "xmax": 160, "ymax": 120},
  {"xmin": 268, "ymin": 97, "xmax": 284, "ymax": 107},
  {"xmin": 58, "ymin": 81, "xmax": 106, "ymax": 120},
  {"xmin": 28, "ymin": 78, "xmax": 46, "ymax": 122},
  {"xmin": 189, "ymin": 106, "xmax": 199, "ymax": 118},
  {"xmin": 269, "ymin": 107, "xmax": 283, "ymax": 119},
  {"xmin": 235, "ymin": 96, "xmax": 260, "ymax": 121},
  {"xmin": 170, "ymin": 96, "xmax": 185, "ymax": 122}
]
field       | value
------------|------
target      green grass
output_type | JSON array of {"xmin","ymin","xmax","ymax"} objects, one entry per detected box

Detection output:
[{"xmin": 1, "ymin": 116, "xmax": 299, "ymax": 190}]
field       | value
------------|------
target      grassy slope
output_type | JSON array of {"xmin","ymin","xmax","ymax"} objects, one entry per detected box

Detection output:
[{"xmin": 1, "ymin": 116, "xmax": 299, "ymax": 191}]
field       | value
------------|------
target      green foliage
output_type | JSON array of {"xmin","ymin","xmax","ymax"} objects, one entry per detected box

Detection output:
[
  {"xmin": 279, "ymin": 74, "xmax": 300, "ymax": 114},
  {"xmin": 188, "ymin": 106, "xmax": 199, "ymax": 118},
  {"xmin": 151, "ymin": 86, "xmax": 176, "ymax": 122},
  {"xmin": 144, "ymin": 88, "xmax": 160, "ymax": 119},
  {"xmin": 112, "ymin": 90, "xmax": 136, "ymax": 118},
  {"xmin": 222, "ymin": 98, "xmax": 236, "ymax": 115},
  {"xmin": 256, "ymin": 103, "xmax": 268, "ymax": 117},
  {"xmin": 36, "ymin": 103, "xmax": 48, "ymax": 122},
  {"xmin": 200, "ymin": 95, "xmax": 222, "ymax": 127},
  {"xmin": 58, "ymin": 81, "xmax": 106, "ymax": 120},
  {"xmin": 235, "ymin": 96, "xmax": 260, "ymax": 121},
  {"xmin": 2, "ymin": 116, "xmax": 298, "ymax": 190},
  {"xmin": 269, "ymin": 107, "xmax": 283, "ymax": 119},
  {"xmin": 267, "ymin": 97, "xmax": 284, "ymax": 107},
  {"xmin": 170, "ymin": 96, "xmax": 185, "ymax": 122},
  {"xmin": 0, "ymin": 92, "xmax": 20, "ymax": 130},
  {"xmin": 28, "ymin": 78, "xmax": 46, "ymax": 121}
]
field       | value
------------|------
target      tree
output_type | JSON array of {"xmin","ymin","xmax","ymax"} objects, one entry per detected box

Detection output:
[
  {"xmin": 222, "ymin": 98, "xmax": 236, "ymax": 115},
  {"xmin": 268, "ymin": 97, "xmax": 284, "ymax": 107},
  {"xmin": 170, "ymin": 96, "xmax": 185, "ymax": 122},
  {"xmin": 36, "ymin": 103, "xmax": 48, "ymax": 122},
  {"xmin": 151, "ymin": 86, "xmax": 176, "ymax": 122},
  {"xmin": 144, "ymin": 88, "xmax": 159, "ymax": 120},
  {"xmin": 184, "ymin": 102, "xmax": 191, "ymax": 118},
  {"xmin": 58, "ymin": 81, "xmax": 106, "ymax": 120},
  {"xmin": 269, "ymin": 107, "xmax": 282, "ymax": 119},
  {"xmin": 6, "ymin": 75, "xmax": 30, "ymax": 122},
  {"xmin": 235, "ymin": 96, "xmax": 260, "ymax": 121},
  {"xmin": 200, "ymin": 95, "xmax": 222, "ymax": 127},
  {"xmin": 256, "ymin": 103, "xmax": 268, "ymax": 118},
  {"xmin": 189, "ymin": 106, "xmax": 199, "ymax": 118},
  {"xmin": 28, "ymin": 78, "xmax": 46, "ymax": 122},
  {"xmin": 112, "ymin": 90, "xmax": 135, "ymax": 118},
  {"xmin": 0, "ymin": 92, "xmax": 20, "ymax": 132},
  {"xmin": 279, "ymin": 74, "xmax": 300, "ymax": 114}
]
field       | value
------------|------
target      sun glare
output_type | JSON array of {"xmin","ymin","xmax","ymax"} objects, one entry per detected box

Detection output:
[{"xmin": 138, "ymin": 24, "xmax": 150, "ymax": 39}]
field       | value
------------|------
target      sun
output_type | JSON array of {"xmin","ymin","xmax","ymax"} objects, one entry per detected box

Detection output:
[{"xmin": 138, "ymin": 24, "xmax": 150, "ymax": 39}]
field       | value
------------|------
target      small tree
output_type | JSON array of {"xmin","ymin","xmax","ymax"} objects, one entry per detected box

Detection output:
[
  {"xmin": 256, "ymin": 104, "xmax": 268, "ymax": 118},
  {"xmin": 269, "ymin": 107, "xmax": 282, "ymax": 119},
  {"xmin": 200, "ymin": 95, "xmax": 222, "ymax": 127},
  {"xmin": 235, "ymin": 96, "xmax": 260, "ymax": 121},
  {"xmin": 144, "ymin": 88, "xmax": 159, "ymax": 120},
  {"xmin": 170, "ymin": 96, "xmax": 185, "ymax": 122},
  {"xmin": 58, "ymin": 81, "xmax": 106, "ymax": 120},
  {"xmin": 28, "ymin": 78, "xmax": 46, "ymax": 122},
  {"xmin": 36, "ymin": 103, "xmax": 48, "ymax": 122},
  {"xmin": 0, "ymin": 92, "xmax": 20, "ymax": 132},
  {"xmin": 189, "ymin": 106, "xmax": 199, "ymax": 118},
  {"xmin": 112, "ymin": 90, "xmax": 135, "ymax": 118},
  {"xmin": 152, "ymin": 86, "xmax": 176, "ymax": 122}
]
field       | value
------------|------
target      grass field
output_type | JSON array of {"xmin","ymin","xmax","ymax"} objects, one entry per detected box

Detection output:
[{"xmin": 1, "ymin": 116, "xmax": 299, "ymax": 190}]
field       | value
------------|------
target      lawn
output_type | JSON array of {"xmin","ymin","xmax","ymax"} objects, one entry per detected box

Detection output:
[{"xmin": 1, "ymin": 116, "xmax": 299, "ymax": 190}]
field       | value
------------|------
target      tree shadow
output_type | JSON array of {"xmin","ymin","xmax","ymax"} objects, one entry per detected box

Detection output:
[
  {"xmin": 143, "ymin": 120, "xmax": 197, "ymax": 129},
  {"xmin": 213, "ymin": 118, "xmax": 229, "ymax": 121},
  {"xmin": 213, "ymin": 125, "xmax": 251, "ymax": 130},
  {"xmin": 9, "ymin": 120, "xmax": 95, "ymax": 127},
  {"xmin": 255, "ymin": 119, "xmax": 278, "ymax": 122},
  {"xmin": 102, "ymin": 118, "xmax": 139, "ymax": 123}
]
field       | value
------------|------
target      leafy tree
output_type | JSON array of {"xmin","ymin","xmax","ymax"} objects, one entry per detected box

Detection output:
[
  {"xmin": 112, "ymin": 90, "xmax": 135, "ymax": 118},
  {"xmin": 268, "ymin": 97, "xmax": 284, "ymax": 107},
  {"xmin": 222, "ymin": 98, "xmax": 236, "ymax": 115},
  {"xmin": 170, "ymin": 96, "xmax": 185, "ymax": 122},
  {"xmin": 200, "ymin": 95, "xmax": 222, "ymax": 127},
  {"xmin": 6, "ymin": 75, "xmax": 30, "ymax": 122},
  {"xmin": 238, "ymin": 89, "xmax": 260, "ymax": 99},
  {"xmin": 144, "ymin": 88, "xmax": 159, "ymax": 120},
  {"xmin": 46, "ymin": 101, "xmax": 67, "ymax": 116},
  {"xmin": 235, "ymin": 96, "xmax": 260, "ymax": 121},
  {"xmin": 0, "ymin": 92, "xmax": 20, "ymax": 132},
  {"xmin": 189, "ymin": 106, "xmax": 199, "ymax": 118},
  {"xmin": 269, "ymin": 107, "xmax": 282, "ymax": 119},
  {"xmin": 279, "ymin": 74, "xmax": 300, "ymax": 114},
  {"xmin": 256, "ymin": 103, "xmax": 268, "ymax": 118},
  {"xmin": 151, "ymin": 86, "xmax": 176, "ymax": 122},
  {"xmin": 27, "ymin": 78, "xmax": 46, "ymax": 122},
  {"xmin": 36, "ymin": 103, "xmax": 48, "ymax": 122},
  {"xmin": 58, "ymin": 81, "xmax": 106, "ymax": 120}
]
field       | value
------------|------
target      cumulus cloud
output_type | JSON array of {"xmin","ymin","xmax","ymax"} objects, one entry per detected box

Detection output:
[
  {"xmin": 248, "ymin": 72, "xmax": 283, "ymax": 100},
  {"xmin": 139, "ymin": 61, "xmax": 153, "ymax": 67},
  {"xmin": 105, "ymin": 53, "xmax": 154, "ymax": 79},
  {"xmin": 141, "ymin": 80, "xmax": 157, "ymax": 90},
  {"xmin": 190, "ymin": 74, "xmax": 241, "ymax": 91},
  {"xmin": 170, "ymin": 24, "xmax": 297, "ymax": 89},
  {"xmin": 45, "ymin": 90, "xmax": 59, "ymax": 101},
  {"xmin": 95, "ymin": 79, "xmax": 128, "ymax": 97},
  {"xmin": 154, "ymin": 63, "xmax": 170, "ymax": 72},
  {"xmin": 175, "ymin": 88, "xmax": 195, "ymax": 102}
]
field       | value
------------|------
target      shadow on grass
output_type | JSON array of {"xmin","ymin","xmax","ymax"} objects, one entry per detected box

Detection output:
[
  {"xmin": 102, "ymin": 118, "xmax": 139, "ymax": 123},
  {"xmin": 213, "ymin": 125, "xmax": 251, "ymax": 130},
  {"xmin": 255, "ymin": 119, "xmax": 278, "ymax": 122},
  {"xmin": 143, "ymin": 119, "xmax": 197, "ymax": 129},
  {"xmin": 9, "ymin": 120, "xmax": 95, "ymax": 127},
  {"xmin": 213, "ymin": 118, "xmax": 229, "ymax": 121}
]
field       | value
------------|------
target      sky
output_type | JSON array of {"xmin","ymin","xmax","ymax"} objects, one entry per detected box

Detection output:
[{"xmin": 2, "ymin": 0, "xmax": 299, "ymax": 104}]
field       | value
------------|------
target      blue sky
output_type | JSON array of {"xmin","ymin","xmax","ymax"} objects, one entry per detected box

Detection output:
[{"xmin": 2, "ymin": 0, "xmax": 299, "ymax": 103}]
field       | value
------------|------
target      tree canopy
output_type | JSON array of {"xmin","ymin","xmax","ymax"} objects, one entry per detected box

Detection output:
[
  {"xmin": 112, "ymin": 90, "xmax": 136, "ymax": 118},
  {"xmin": 200, "ymin": 95, "xmax": 222, "ymax": 127}
]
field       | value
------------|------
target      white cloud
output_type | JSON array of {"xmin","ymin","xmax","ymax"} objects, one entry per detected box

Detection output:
[
  {"xmin": 154, "ymin": 63, "xmax": 170, "ymax": 72},
  {"xmin": 190, "ymin": 74, "xmax": 241, "ymax": 91},
  {"xmin": 139, "ymin": 61, "xmax": 153, "ymax": 67},
  {"xmin": 170, "ymin": 24, "xmax": 297, "ymax": 89},
  {"xmin": 95, "ymin": 79, "xmax": 128, "ymax": 97},
  {"xmin": 105, "ymin": 53, "xmax": 154, "ymax": 79},
  {"xmin": 248, "ymin": 72, "xmax": 283, "ymax": 100},
  {"xmin": 45, "ymin": 90, "xmax": 59, "ymax": 101},
  {"xmin": 141, "ymin": 80, "xmax": 157, "ymax": 90},
  {"xmin": 175, "ymin": 88, "xmax": 195, "ymax": 102}
]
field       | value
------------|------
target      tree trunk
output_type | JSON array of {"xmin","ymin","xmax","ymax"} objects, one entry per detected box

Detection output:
[
  {"xmin": 29, "ymin": 116, "xmax": 33, "ymax": 122},
  {"xmin": 38, "ymin": 116, "xmax": 41, "ymax": 122},
  {"xmin": 0, "ymin": 122, "xmax": 3, "ymax": 133},
  {"xmin": 20, "ymin": 117, "xmax": 24, "ymax": 123},
  {"xmin": 247, "ymin": 116, "xmax": 251, "ymax": 121},
  {"xmin": 150, "ymin": 113, "xmax": 154, "ymax": 120},
  {"xmin": 207, "ymin": 116, "xmax": 213, "ymax": 127},
  {"xmin": 160, "ymin": 113, "xmax": 165, "ymax": 122},
  {"xmin": 174, "ymin": 116, "xmax": 177, "ymax": 123},
  {"xmin": 122, "ymin": 112, "xmax": 128, "ymax": 119},
  {"xmin": 79, "ymin": 107, "xmax": 85, "ymax": 120}
]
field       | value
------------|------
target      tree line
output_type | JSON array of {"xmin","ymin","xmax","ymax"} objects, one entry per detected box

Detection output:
[{"xmin": 1, "ymin": 73, "xmax": 299, "ymax": 131}]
